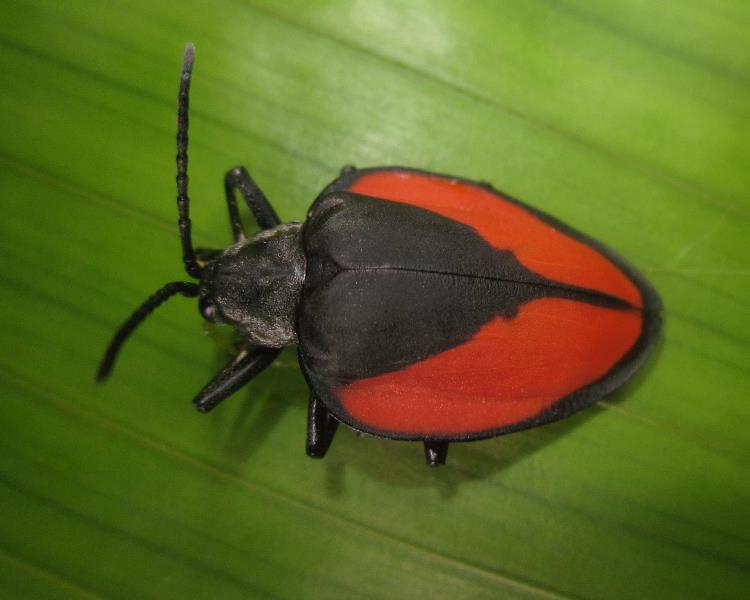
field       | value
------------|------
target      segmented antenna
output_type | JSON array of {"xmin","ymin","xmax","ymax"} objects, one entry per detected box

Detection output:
[
  {"xmin": 177, "ymin": 43, "xmax": 201, "ymax": 278},
  {"xmin": 96, "ymin": 282, "xmax": 200, "ymax": 381}
]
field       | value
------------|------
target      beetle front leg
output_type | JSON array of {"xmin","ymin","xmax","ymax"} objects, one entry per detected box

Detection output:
[
  {"xmin": 224, "ymin": 166, "xmax": 281, "ymax": 241},
  {"xmin": 306, "ymin": 393, "xmax": 339, "ymax": 458},
  {"xmin": 193, "ymin": 346, "xmax": 281, "ymax": 413}
]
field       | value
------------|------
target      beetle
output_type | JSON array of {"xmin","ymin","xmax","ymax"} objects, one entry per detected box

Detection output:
[{"xmin": 98, "ymin": 44, "xmax": 661, "ymax": 466}]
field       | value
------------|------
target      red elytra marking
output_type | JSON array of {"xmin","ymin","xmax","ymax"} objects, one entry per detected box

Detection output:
[
  {"xmin": 349, "ymin": 171, "xmax": 643, "ymax": 308},
  {"xmin": 336, "ymin": 299, "xmax": 642, "ymax": 436}
]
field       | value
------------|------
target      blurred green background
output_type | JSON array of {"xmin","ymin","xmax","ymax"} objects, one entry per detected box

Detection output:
[{"xmin": 1, "ymin": 1, "xmax": 748, "ymax": 598}]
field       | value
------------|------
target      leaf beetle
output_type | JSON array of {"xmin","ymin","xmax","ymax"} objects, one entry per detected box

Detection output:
[{"xmin": 98, "ymin": 44, "xmax": 661, "ymax": 465}]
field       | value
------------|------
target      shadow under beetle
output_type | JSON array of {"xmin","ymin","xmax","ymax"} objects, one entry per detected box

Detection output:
[{"xmin": 98, "ymin": 45, "xmax": 661, "ymax": 466}]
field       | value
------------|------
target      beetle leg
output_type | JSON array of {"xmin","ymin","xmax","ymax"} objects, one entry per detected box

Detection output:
[
  {"xmin": 224, "ymin": 166, "xmax": 281, "ymax": 241},
  {"xmin": 423, "ymin": 441, "xmax": 449, "ymax": 466},
  {"xmin": 306, "ymin": 393, "xmax": 339, "ymax": 458},
  {"xmin": 193, "ymin": 347, "xmax": 281, "ymax": 413}
]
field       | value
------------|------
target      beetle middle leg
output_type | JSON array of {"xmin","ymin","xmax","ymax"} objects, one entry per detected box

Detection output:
[
  {"xmin": 193, "ymin": 346, "xmax": 281, "ymax": 413},
  {"xmin": 306, "ymin": 393, "xmax": 339, "ymax": 458},
  {"xmin": 223, "ymin": 166, "xmax": 281, "ymax": 241}
]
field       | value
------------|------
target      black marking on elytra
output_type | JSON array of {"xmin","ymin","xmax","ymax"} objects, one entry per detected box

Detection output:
[{"xmin": 299, "ymin": 192, "xmax": 636, "ymax": 384}]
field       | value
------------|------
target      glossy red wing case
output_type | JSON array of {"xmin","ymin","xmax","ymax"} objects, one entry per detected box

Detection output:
[{"xmin": 297, "ymin": 167, "xmax": 661, "ymax": 441}]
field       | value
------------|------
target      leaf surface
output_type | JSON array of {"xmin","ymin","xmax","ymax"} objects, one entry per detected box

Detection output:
[{"xmin": 0, "ymin": 1, "xmax": 748, "ymax": 598}]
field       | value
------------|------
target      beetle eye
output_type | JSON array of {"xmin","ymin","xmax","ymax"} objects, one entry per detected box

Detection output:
[{"xmin": 199, "ymin": 296, "xmax": 219, "ymax": 322}]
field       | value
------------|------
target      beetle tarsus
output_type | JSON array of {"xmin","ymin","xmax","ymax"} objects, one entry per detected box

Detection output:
[
  {"xmin": 306, "ymin": 393, "xmax": 339, "ymax": 458},
  {"xmin": 423, "ymin": 441, "xmax": 449, "ymax": 466}
]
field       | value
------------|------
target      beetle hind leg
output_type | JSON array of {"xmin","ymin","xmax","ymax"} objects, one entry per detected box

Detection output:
[
  {"xmin": 423, "ymin": 441, "xmax": 449, "ymax": 466},
  {"xmin": 306, "ymin": 393, "xmax": 339, "ymax": 459}
]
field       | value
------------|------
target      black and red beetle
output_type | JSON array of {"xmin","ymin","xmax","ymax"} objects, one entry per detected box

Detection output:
[{"xmin": 98, "ymin": 45, "xmax": 661, "ymax": 465}]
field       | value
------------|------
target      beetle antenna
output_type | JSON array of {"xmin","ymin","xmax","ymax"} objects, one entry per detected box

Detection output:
[
  {"xmin": 96, "ymin": 282, "xmax": 200, "ymax": 382},
  {"xmin": 176, "ymin": 43, "xmax": 201, "ymax": 279}
]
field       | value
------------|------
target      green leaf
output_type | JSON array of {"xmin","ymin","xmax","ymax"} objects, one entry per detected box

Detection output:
[{"xmin": 1, "ymin": 1, "xmax": 748, "ymax": 598}]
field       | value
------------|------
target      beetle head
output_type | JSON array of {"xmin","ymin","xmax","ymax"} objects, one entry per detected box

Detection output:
[
  {"xmin": 96, "ymin": 43, "xmax": 304, "ymax": 384},
  {"xmin": 196, "ymin": 222, "xmax": 305, "ymax": 347}
]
